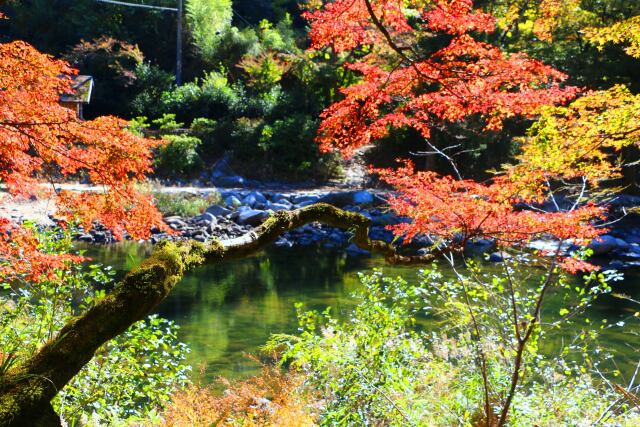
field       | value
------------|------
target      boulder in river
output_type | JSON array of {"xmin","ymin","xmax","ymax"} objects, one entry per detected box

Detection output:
[{"xmin": 464, "ymin": 239, "xmax": 497, "ymax": 257}]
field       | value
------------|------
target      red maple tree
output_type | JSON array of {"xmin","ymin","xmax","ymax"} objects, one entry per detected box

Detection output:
[
  {"xmin": 0, "ymin": 41, "xmax": 167, "ymax": 281},
  {"xmin": 306, "ymin": 0, "xmax": 605, "ymax": 270}
]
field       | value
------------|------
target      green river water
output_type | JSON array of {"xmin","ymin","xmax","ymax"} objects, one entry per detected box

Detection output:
[{"xmin": 82, "ymin": 242, "xmax": 640, "ymax": 384}]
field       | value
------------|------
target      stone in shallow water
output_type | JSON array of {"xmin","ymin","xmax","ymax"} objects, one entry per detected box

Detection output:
[
  {"xmin": 346, "ymin": 243, "xmax": 370, "ymax": 256},
  {"xmin": 464, "ymin": 239, "xmax": 496, "ymax": 257}
]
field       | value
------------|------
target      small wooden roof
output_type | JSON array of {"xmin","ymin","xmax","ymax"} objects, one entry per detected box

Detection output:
[{"xmin": 60, "ymin": 75, "xmax": 94, "ymax": 104}]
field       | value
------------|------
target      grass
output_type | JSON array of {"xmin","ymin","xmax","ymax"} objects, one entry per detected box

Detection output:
[{"xmin": 153, "ymin": 191, "xmax": 222, "ymax": 217}]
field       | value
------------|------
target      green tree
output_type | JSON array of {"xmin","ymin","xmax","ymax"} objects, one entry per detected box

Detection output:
[{"xmin": 186, "ymin": 0, "xmax": 233, "ymax": 63}]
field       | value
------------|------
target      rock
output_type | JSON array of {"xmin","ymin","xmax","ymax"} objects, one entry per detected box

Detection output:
[
  {"xmin": 92, "ymin": 231, "xmax": 107, "ymax": 243},
  {"xmin": 193, "ymin": 212, "xmax": 217, "ymax": 225},
  {"xmin": 266, "ymin": 201, "xmax": 292, "ymax": 211},
  {"xmin": 527, "ymin": 240, "xmax": 570, "ymax": 253},
  {"xmin": 271, "ymin": 193, "xmax": 290, "ymax": 203},
  {"xmin": 243, "ymin": 192, "xmax": 268, "ymax": 208},
  {"xmin": 464, "ymin": 239, "xmax": 496, "ymax": 257},
  {"xmin": 164, "ymin": 216, "xmax": 187, "ymax": 229},
  {"xmin": 275, "ymin": 238, "xmax": 294, "ymax": 248},
  {"xmin": 193, "ymin": 233, "xmax": 208, "ymax": 242},
  {"xmin": 346, "ymin": 243, "xmax": 370, "ymax": 256},
  {"xmin": 205, "ymin": 204, "xmax": 232, "ymax": 217},
  {"xmin": 588, "ymin": 235, "xmax": 624, "ymax": 255},
  {"xmin": 297, "ymin": 199, "xmax": 320, "ymax": 208},
  {"xmin": 224, "ymin": 196, "xmax": 242, "ymax": 208},
  {"xmin": 352, "ymin": 190, "xmax": 374, "ymax": 205},
  {"xmin": 488, "ymin": 252, "xmax": 505, "ymax": 262},
  {"xmin": 236, "ymin": 207, "xmax": 269, "ymax": 225},
  {"xmin": 293, "ymin": 194, "xmax": 320, "ymax": 205},
  {"xmin": 317, "ymin": 191, "xmax": 356, "ymax": 206},
  {"xmin": 328, "ymin": 231, "xmax": 346, "ymax": 244},
  {"xmin": 370, "ymin": 227, "xmax": 394, "ymax": 243},
  {"xmin": 243, "ymin": 195, "xmax": 259, "ymax": 208},
  {"xmin": 77, "ymin": 233, "xmax": 94, "ymax": 242},
  {"xmin": 408, "ymin": 234, "xmax": 434, "ymax": 248},
  {"xmin": 210, "ymin": 154, "xmax": 236, "ymax": 179},
  {"xmin": 371, "ymin": 213, "xmax": 402, "ymax": 226},
  {"xmin": 215, "ymin": 175, "xmax": 245, "ymax": 187},
  {"xmin": 417, "ymin": 247, "xmax": 432, "ymax": 256},
  {"xmin": 247, "ymin": 191, "xmax": 267, "ymax": 204}
]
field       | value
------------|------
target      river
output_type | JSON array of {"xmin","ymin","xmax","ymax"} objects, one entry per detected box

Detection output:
[{"xmin": 82, "ymin": 242, "xmax": 640, "ymax": 384}]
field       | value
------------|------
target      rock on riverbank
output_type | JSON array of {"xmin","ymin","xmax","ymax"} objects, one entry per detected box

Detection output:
[{"xmin": 67, "ymin": 187, "xmax": 640, "ymax": 268}]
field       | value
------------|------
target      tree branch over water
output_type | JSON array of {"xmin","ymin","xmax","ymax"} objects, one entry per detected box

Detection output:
[{"xmin": 0, "ymin": 203, "xmax": 437, "ymax": 426}]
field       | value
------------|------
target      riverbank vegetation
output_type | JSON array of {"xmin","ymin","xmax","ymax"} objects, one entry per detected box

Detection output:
[{"xmin": 1, "ymin": 0, "xmax": 640, "ymax": 425}]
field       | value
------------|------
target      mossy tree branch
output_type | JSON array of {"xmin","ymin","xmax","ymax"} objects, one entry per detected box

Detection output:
[{"xmin": 0, "ymin": 204, "xmax": 436, "ymax": 426}]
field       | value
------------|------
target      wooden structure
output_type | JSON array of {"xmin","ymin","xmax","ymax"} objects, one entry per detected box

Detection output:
[{"xmin": 60, "ymin": 75, "xmax": 94, "ymax": 119}]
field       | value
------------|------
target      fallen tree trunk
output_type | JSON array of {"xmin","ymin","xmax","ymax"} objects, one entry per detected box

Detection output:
[{"xmin": 0, "ymin": 204, "xmax": 435, "ymax": 426}]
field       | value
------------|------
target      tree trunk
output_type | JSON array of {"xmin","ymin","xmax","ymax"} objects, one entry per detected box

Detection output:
[{"xmin": 0, "ymin": 204, "xmax": 435, "ymax": 425}]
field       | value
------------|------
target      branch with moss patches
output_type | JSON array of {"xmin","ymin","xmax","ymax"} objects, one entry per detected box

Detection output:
[{"xmin": 0, "ymin": 203, "xmax": 437, "ymax": 426}]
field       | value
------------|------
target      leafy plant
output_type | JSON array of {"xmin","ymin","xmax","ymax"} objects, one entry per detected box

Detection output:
[
  {"xmin": 268, "ymin": 263, "xmax": 639, "ymax": 426},
  {"xmin": 0, "ymin": 227, "xmax": 191, "ymax": 425},
  {"xmin": 186, "ymin": 0, "xmax": 233, "ymax": 62}
]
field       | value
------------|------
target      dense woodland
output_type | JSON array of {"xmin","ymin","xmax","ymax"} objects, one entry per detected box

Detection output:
[{"xmin": 1, "ymin": 0, "xmax": 640, "ymax": 425}]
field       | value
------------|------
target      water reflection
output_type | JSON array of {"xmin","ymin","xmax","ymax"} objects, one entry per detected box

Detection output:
[{"xmin": 81, "ymin": 242, "xmax": 640, "ymax": 383}]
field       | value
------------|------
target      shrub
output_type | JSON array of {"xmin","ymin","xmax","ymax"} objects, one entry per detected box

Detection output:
[
  {"xmin": 58, "ymin": 315, "xmax": 190, "ymax": 424},
  {"xmin": 155, "ymin": 134, "xmax": 202, "ymax": 178},
  {"xmin": 161, "ymin": 366, "xmax": 315, "ymax": 426},
  {"xmin": 130, "ymin": 63, "xmax": 176, "ymax": 118},
  {"xmin": 186, "ymin": 0, "xmax": 233, "ymax": 63},
  {"xmin": 267, "ymin": 266, "xmax": 640, "ymax": 426},
  {"xmin": 0, "ymin": 227, "xmax": 191, "ymax": 425},
  {"xmin": 232, "ymin": 113, "xmax": 342, "ymax": 180},
  {"xmin": 158, "ymin": 71, "xmax": 240, "ymax": 124}
]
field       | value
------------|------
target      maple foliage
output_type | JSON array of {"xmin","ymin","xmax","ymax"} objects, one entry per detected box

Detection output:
[
  {"xmin": 377, "ymin": 161, "xmax": 604, "ymax": 247},
  {"xmin": 531, "ymin": 0, "xmax": 582, "ymax": 42},
  {"xmin": 0, "ymin": 41, "xmax": 167, "ymax": 281},
  {"xmin": 306, "ymin": 0, "xmax": 577, "ymax": 157},
  {"xmin": 584, "ymin": 15, "xmax": 640, "ymax": 59},
  {"xmin": 307, "ymin": 0, "xmax": 619, "ymax": 271},
  {"xmin": 514, "ymin": 85, "xmax": 640, "ymax": 186}
]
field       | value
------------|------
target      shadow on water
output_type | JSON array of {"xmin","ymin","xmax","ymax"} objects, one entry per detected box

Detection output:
[{"xmin": 81, "ymin": 241, "xmax": 640, "ymax": 384}]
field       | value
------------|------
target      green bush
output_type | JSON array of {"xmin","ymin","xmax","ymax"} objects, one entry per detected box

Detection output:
[
  {"xmin": 232, "ymin": 113, "xmax": 342, "ymax": 180},
  {"xmin": 0, "ymin": 227, "xmax": 190, "ymax": 425},
  {"xmin": 268, "ymin": 264, "xmax": 639, "ymax": 426},
  {"xmin": 157, "ymin": 71, "xmax": 240, "ymax": 124},
  {"xmin": 155, "ymin": 134, "xmax": 202, "ymax": 178},
  {"xmin": 129, "ymin": 63, "xmax": 175, "ymax": 118},
  {"xmin": 186, "ymin": 0, "xmax": 233, "ymax": 63}
]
